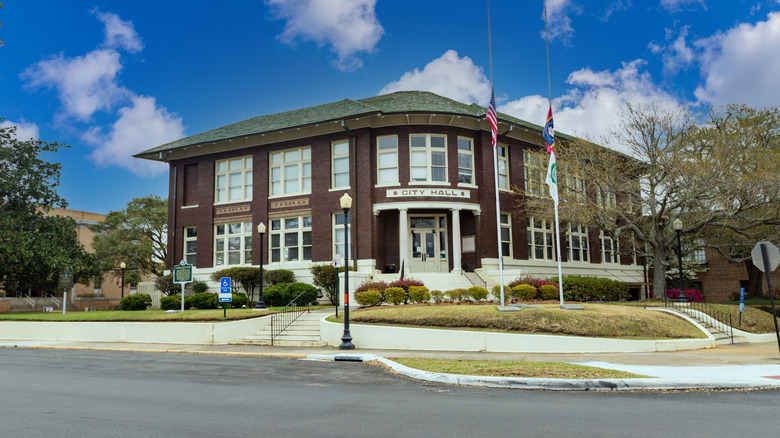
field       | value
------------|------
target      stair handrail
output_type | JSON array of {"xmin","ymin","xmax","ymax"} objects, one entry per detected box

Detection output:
[
  {"xmin": 666, "ymin": 300, "xmax": 734, "ymax": 344},
  {"xmin": 48, "ymin": 294, "xmax": 61, "ymax": 309},
  {"xmin": 269, "ymin": 291, "xmax": 311, "ymax": 346},
  {"xmin": 24, "ymin": 294, "xmax": 35, "ymax": 309}
]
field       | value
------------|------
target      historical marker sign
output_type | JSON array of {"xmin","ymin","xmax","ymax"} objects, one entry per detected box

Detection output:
[{"xmin": 173, "ymin": 260, "xmax": 193, "ymax": 284}]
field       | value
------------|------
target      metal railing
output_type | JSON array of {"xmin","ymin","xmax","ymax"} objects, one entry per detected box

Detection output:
[
  {"xmin": 24, "ymin": 294, "xmax": 35, "ymax": 309},
  {"xmin": 269, "ymin": 291, "xmax": 311, "ymax": 346},
  {"xmin": 667, "ymin": 300, "xmax": 733, "ymax": 344},
  {"xmin": 48, "ymin": 294, "xmax": 61, "ymax": 309}
]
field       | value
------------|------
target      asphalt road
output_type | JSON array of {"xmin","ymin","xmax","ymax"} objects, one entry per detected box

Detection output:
[{"xmin": 1, "ymin": 348, "xmax": 777, "ymax": 437}]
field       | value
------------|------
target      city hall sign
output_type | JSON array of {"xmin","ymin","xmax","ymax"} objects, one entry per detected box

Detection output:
[{"xmin": 386, "ymin": 188, "xmax": 471, "ymax": 199}]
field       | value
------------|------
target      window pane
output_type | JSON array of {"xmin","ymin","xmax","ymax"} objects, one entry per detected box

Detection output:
[
  {"xmin": 303, "ymin": 247, "xmax": 312, "ymax": 260},
  {"xmin": 228, "ymin": 237, "xmax": 240, "ymax": 251},
  {"xmin": 378, "ymin": 137, "xmax": 397, "ymax": 149},
  {"xmin": 285, "ymin": 179, "xmax": 298, "ymax": 193},
  {"xmin": 271, "ymin": 220, "xmax": 281, "ymax": 231},
  {"xmin": 430, "ymin": 136, "xmax": 445, "ymax": 148},
  {"xmin": 335, "ymin": 173, "xmax": 349, "ymax": 187},
  {"xmin": 302, "ymin": 216, "xmax": 312, "ymax": 228},
  {"xmin": 285, "ymin": 232, "xmax": 298, "ymax": 246},
  {"xmin": 216, "ymin": 189, "xmax": 225, "ymax": 202},
  {"xmin": 334, "ymin": 157, "xmax": 348, "ymax": 172},
  {"xmin": 431, "ymin": 151, "xmax": 445, "ymax": 166},
  {"xmin": 285, "ymin": 218, "xmax": 299, "ymax": 229},
  {"xmin": 458, "ymin": 138, "xmax": 471, "ymax": 151},
  {"xmin": 458, "ymin": 154, "xmax": 472, "ymax": 169},
  {"xmin": 271, "ymin": 234, "xmax": 280, "ymax": 247},
  {"xmin": 229, "ymin": 223, "xmax": 241, "ymax": 234},
  {"xmin": 271, "ymin": 153, "xmax": 282, "ymax": 165},
  {"xmin": 334, "ymin": 142, "xmax": 348, "ymax": 155},
  {"xmin": 284, "ymin": 150, "xmax": 299, "ymax": 162},
  {"xmin": 217, "ymin": 161, "xmax": 227, "ymax": 172},
  {"xmin": 411, "ymin": 168, "xmax": 427, "ymax": 181},
  {"xmin": 410, "ymin": 135, "xmax": 426, "ymax": 147},
  {"xmin": 501, "ymin": 228, "xmax": 510, "ymax": 241},
  {"xmin": 302, "ymin": 231, "xmax": 312, "ymax": 245},
  {"xmin": 271, "ymin": 249, "xmax": 280, "ymax": 262},
  {"xmin": 186, "ymin": 227, "xmax": 197, "ymax": 238},
  {"xmin": 284, "ymin": 164, "xmax": 298, "ymax": 179},
  {"xmin": 302, "ymin": 162, "xmax": 311, "ymax": 177},
  {"xmin": 244, "ymin": 157, "xmax": 252, "ymax": 169},
  {"xmin": 378, "ymin": 152, "xmax": 397, "ymax": 168},
  {"xmin": 302, "ymin": 148, "xmax": 311, "ymax": 160},
  {"xmin": 379, "ymin": 168, "xmax": 397, "ymax": 183},
  {"xmin": 216, "ymin": 253, "xmax": 224, "ymax": 265},
  {"xmin": 431, "ymin": 167, "xmax": 446, "ymax": 181},
  {"xmin": 411, "ymin": 151, "xmax": 427, "ymax": 165},
  {"xmin": 228, "ymin": 252, "xmax": 240, "ymax": 265},
  {"xmin": 216, "ymin": 225, "xmax": 225, "ymax": 235},
  {"xmin": 270, "ymin": 167, "xmax": 280, "ymax": 181},
  {"xmin": 216, "ymin": 175, "xmax": 226, "ymax": 189},
  {"xmin": 286, "ymin": 248, "xmax": 298, "ymax": 261},
  {"xmin": 458, "ymin": 170, "xmax": 472, "ymax": 184},
  {"xmin": 244, "ymin": 236, "xmax": 252, "ymax": 250},
  {"xmin": 216, "ymin": 238, "xmax": 224, "ymax": 252},
  {"xmin": 186, "ymin": 242, "xmax": 197, "ymax": 253},
  {"xmin": 229, "ymin": 159, "xmax": 242, "ymax": 171},
  {"xmin": 229, "ymin": 186, "xmax": 241, "ymax": 200}
]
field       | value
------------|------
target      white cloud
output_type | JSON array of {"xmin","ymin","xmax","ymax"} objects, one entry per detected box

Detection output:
[
  {"xmin": 649, "ymin": 26, "xmax": 696, "ymax": 74},
  {"xmin": 500, "ymin": 60, "xmax": 681, "ymax": 153},
  {"xmin": 0, "ymin": 120, "xmax": 40, "ymax": 141},
  {"xmin": 602, "ymin": 0, "xmax": 633, "ymax": 21},
  {"xmin": 694, "ymin": 11, "xmax": 780, "ymax": 107},
  {"xmin": 379, "ymin": 50, "xmax": 492, "ymax": 106},
  {"xmin": 85, "ymin": 95, "xmax": 184, "ymax": 177},
  {"xmin": 660, "ymin": 0, "xmax": 706, "ymax": 12},
  {"xmin": 93, "ymin": 9, "xmax": 144, "ymax": 54},
  {"xmin": 22, "ymin": 49, "xmax": 129, "ymax": 121},
  {"xmin": 543, "ymin": 0, "xmax": 581, "ymax": 45},
  {"xmin": 267, "ymin": 0, "xmax": 384, "ymax": 71}
]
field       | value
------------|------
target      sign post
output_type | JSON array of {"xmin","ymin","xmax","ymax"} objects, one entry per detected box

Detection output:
[
  {"xmin": 334, "ymin": 255, "xmax": 342, "ymax": 318},
  {"xmin": 58, "ymin": 268, "xmax": 73, "ymax": 315},
  {"xmin": 173, "ymin": 260, "xmax": 194, "ymax": 312},
  {"xmin": 739, "ymin": 287, "xmax": 745, "ymax": 326},
  {"xmin": 219, "ymin": 277, "xmax": 232, "ymax": 318},
  {"xmin": 752, "ymin": 242, "xmax": 780, "ymax": 354}
]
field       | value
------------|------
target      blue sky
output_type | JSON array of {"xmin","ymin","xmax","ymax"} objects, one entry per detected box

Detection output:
[{"xmin": 2, "ymin": 0, "xmax": 779, "ymax": 214}]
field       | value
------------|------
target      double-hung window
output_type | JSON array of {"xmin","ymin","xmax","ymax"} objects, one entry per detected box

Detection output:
[
  {"xmin": 500, "ymin": 213, "xmax": 512, "ymax": 257},
  {"xmin": 270, "ymin": 216, "xmax": 312, "ymax": 262},
  {"xmin": 377, "ymin": 136, "xmax": 398, "ymax": 185},
  {"xmin": 409, "ymin": 134, "xmax": 447, "ymax": 183},
  {"xmin": 184, "ymin": 226, "xmax": 197, "ymax": 265},
  {"xmin": 566, "ymin": 224, "xmax": 589, "ymax": 262},
  {"xmin": 600, "ymin": 230, "xmax": 619, "ymax": 264},
  {"xmin": 332, "ymin": 140, "xmax": 349, "ymax": 189},
  {"xmin": 527, "ymin": 217, "xmax": 555, "ymax": 261},
  {"xmin": 214, "ymin": 222, "xmax": 252, "ymax": 266},
  {"xmin": 333, "ymin": 213, "xmax": 351, "ymax": 263},
  {"xmin": 215, "ymin": 157, "xmax": 252, "ymax": 203},
  {"xmin": 497, "ymin": 145, "xmax": 509, "ymax": 190},
  {"xmin": 457, "ymin": 137, "xmax": 475, "ymax": 185},
  {"xmin": 523, "ymin": 150, "xmax": 544, "ymax": 196},
  {"xmin": 270, "ymin": 147, "xmax": 311, "ymax": 196}
]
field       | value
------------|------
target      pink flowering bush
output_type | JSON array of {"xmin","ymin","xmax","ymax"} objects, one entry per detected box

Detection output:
[{"xmin": 665, "ymin": 288, "xmax": 703, "ymax": 302}]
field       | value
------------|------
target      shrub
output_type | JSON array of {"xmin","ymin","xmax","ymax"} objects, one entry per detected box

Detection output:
[
  {"xmin": 189, "ymin": 292, "xmax": 218, "ymax": 309},
  {"xmin": 551, "ymin": 276, "xmax": 630, "ymax": 302},
  {"xmin": 155, "ymin": 275, "xmax": 176, "ymax": 296},
  {"xmin": 408, "ymin": 286, "xmax": 431, "ymax": 304},
  {"xmin": 491, "ymin": 285, "xmax": 512, "ymax": 301},
  {"xmin": 509, "ymin": 275, "xmax": 558, "ymax": 290},
  {"xmin": 310, "ymin": 264, "xmax": 339, "ymax": 305},
  {"xmin": 355, "ymin": 289, "xmax": 383, "ymax": 307},
  {"xmin": 192, "ymin": 280, "xmax": 210, "ymax": 294},
  {"xmin": 356, "ymin": 280, "xmax": 389, "ymax": 301},
  {"xmin": 120, "ymin": 293, "xmax": 152, "ymax": 311},
  {"xmin": 228, "ymin": 292, "xmax": 249, "ymax": 308},
  {"xmin": 538, "ymin": 284, "xmax": 559, "ymax": 300},
  {"xmin": 467, "ymin": 286, "xmax": 488, "ymax": 301},
  {"xmin": 264, "ymin": 269, "xmax": 295, "ymax": 285},
  {"xmin": 430, "ymin": 290, "xmax": 444, "ymax": 302},
  {"xmin": 446, "ymin": 288, "xmax": 468, "ymax": 301},
  {"xmin": 263, "ymin": 282, "xmax": 319, "ymax": 307},
  {"xmin": 512, "ymin": 284, "xmax": 537, "ymax": 301},
  {"xmin": 160, "ymin": 294, "xmax": 190, "ymax": 310},
  {"xmin": 666, "ymin": 288, "xmax": 703, "ymax": 303},
  {"xmin": 388, "ymin": 278, "xmax": 425, "ymax": 304},
  {"xmin": 385, "ymin": 287, "xmax": 406, "ymax": 305}
]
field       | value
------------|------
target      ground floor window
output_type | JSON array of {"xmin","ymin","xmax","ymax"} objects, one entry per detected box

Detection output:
[
  {"xmin": 527, "ymin": 217, "xmax": 554, "ymax": 261},
  {"xmin": 333, "ymin": 213, "xmax": 351, "ymax": 263},
  {"xmin": 500, "ymin": 213, "xmax": 512, "ymax": 258},
  {"xmin": 600, "ymin": 230, "xmax": 619, "ymax": 264},
  {"xmin": 271, "ymin": 216, "xmax": 312, "ymax": 262},
  {"xmin": 184, "ymin": 226, "xmax": 197, "ymax": 265},
  {"xmin": 566, "ymin": 224, "xmax": 589, "ymax": 262},
  {"xmin": 214, "ymin": 222, "xmax": 252, "ymax": 266}
]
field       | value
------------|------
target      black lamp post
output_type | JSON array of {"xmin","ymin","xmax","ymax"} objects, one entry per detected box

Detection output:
[
  {"xmin": 672, "ymin": 218, "xmax": 687, "ymax": 303},
  {"xmin": 255, "ymin": 222, "xmax": 267, "ymax": 309},
  {"xmin": 120, "ymin": 262, "xmax": 126, "ymax": 299},
  {"xmin": 339, "ymin": 193, "xmax": 354, "ymax": 350}
]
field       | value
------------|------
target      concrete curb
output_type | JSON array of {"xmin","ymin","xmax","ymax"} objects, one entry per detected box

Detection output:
[{"xmin": 306, "ymin": 353, "xmax": 780, "ymax": 391}]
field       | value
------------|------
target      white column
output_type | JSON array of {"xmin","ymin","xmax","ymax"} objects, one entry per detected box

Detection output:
[
  {"xmin": 399, "ymin": 208, "xmax": 408, "ymax": 274},
  {"xmin": 451, "ymin": 208, "xmax": 462, "ymax": 273}
]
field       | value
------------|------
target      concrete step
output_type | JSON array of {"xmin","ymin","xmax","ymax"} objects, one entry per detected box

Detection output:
[{"xmin": 230, "ymin": 310, "xmax": 329, "ymax": 347}]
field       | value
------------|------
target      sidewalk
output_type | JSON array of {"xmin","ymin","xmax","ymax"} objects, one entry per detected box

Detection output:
[{"xmin": 3, "ymin": 339, "xmax": 779, "ymax": 391}]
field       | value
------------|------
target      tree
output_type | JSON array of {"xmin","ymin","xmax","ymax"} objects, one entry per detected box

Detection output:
[
  {"xmin": 0, "ymin": 120, "xmax": 95, "ymax": 295},
  {"xmin": 91, "ymin": 196, "xmax": 168, "ymax": 282},
  {"xmin": 519, "ymin": 102, "xmax": 780, "ymax": 299},
  {"xmin": 210, "ymin": 267, "xmax": 261, "ymax": 304}
]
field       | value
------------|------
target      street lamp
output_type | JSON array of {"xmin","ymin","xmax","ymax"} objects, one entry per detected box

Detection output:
[
  {"xmin": 255, "ymin": 222, "xmax": 267, "ymax": 309},
  {"xmin": 672, "ymin": 218, "xmax": 687, "ymax": 303},
  {"xmin": 119, "ymin": 262, "xmax": 126, "ymax": 299},
  {"xmin": 339, "ymin": 193, "xmax": 354, "ymax": 350}
]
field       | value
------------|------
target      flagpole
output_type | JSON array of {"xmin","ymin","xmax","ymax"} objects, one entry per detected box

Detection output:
[
  {"xmin": 544, "ymin": 0, "xmax": 565, "ymax": 308},
  {"xmin": 487, "ymin": 0, "xmax": 505, "ymax": 308}
]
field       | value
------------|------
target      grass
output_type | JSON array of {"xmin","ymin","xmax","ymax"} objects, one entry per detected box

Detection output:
[
  {"xmin": 329, "ymin": 303, "xmax": 707, "ymax": 339},
  {"xmin": 387, "ymin": 358, "xmax": 647, "ymax": 379},
  {"xmin": 0, "ymin": 308, "xmax": 273, "ymax": 322}
]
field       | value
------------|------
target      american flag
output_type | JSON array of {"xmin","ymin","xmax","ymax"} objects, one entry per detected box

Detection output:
[{"xmin": 487, "ymin": 88, "xmax": 498, "ymax": 148}]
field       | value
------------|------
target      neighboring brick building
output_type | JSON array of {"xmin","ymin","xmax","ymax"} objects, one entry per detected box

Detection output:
[
  {"xmin": 135, "ymin": 91, "xmax": 644, "ymax": 297},
  {"xmin": 692, "ymin": 247, "xmax": 780, "ymax": 303}
]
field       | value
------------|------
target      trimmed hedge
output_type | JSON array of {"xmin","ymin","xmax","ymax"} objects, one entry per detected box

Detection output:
[
  {"xmin": 430, "ymin": 290, "xmax": 444, "ymax": 302},
  {"xmin": 189, "ymin": 292, "xmax": 218, "ymax": 309},
  {"xmin": 511, "ymin": 284, "xmax": 537, "ymax": 301},
  {"xmin": 355, "ymin": 289, "xmax": 383, "ymax": 307},
  {"xmin": 120, "ymin": 293, "xmax": 152, "ymax": 311},
  {"xmin": 408, "ymin": 286, "xmax": 431, "ymax": 304},
  {"xmin": 384, "ymin": 287, "xmax": 406, "ymax": 305},
  {"xmin": 264, "ymin": 269, "xmax": 296, "ymax": 286},
  {"xmin": 467, "ymin": 286, "xmax": 489, "ymax": 301},
  {"xmin": 538, "ymin": 284, "xmax": 559, "ymax": 300},
  {"xmin": 551, "ymin": 276, "xmax": 630, "ymax": 302},
  {"xmin": 160, "ymin": 294, "xmax": 190, "ymax": 310},
  {"xmin": 263, "ymin": 282, "xmax": 319, "ymax": 307}
]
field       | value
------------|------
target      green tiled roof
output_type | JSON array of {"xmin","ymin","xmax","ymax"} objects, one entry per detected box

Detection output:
[{"xmin": 135, "ymin": 91, "xmax": 573, "ymax": 157}]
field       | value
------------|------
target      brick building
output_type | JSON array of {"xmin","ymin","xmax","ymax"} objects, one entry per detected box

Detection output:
[{"xmin": 135, "ymin": 91, "xmax": 644, "ymax": 300}]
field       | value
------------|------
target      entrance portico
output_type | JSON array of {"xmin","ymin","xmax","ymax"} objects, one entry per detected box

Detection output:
[{"xmin": 374, "ymin": 202, "xmax": 480, "ymax": 275}]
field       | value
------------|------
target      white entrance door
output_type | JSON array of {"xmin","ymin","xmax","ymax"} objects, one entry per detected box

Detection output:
[{"xmin": 409, "ymin": 215, "xmax": 447, "ymax": 273}]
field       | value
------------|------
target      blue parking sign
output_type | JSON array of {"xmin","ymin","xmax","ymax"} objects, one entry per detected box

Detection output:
[{"xmin": 219, "ymin": 277, "xmax": 232, "ymax": 302}]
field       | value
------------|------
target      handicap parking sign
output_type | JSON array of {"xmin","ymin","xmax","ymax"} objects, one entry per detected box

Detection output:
[{"xmin": 219, "ymin": 277, "xmax": 232, "ymax": 302}]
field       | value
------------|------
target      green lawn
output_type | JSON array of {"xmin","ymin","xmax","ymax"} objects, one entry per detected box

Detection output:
[
  {"xmin": 0, "ymin": 308, "xmax": 273, "ymax": 322},
  {"xmin": 387, "ymin": 358, "xmax": 647, "ymax": 379}
]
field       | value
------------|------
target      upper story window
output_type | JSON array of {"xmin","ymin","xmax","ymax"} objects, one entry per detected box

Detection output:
[
  {"xmin": 523, "ymin": 150, "xmax": 544, "ymax": 196},
  {"xmin": 215, "ymin": 156, "xmax": 252, "ymax": 203},
  {"xmin": 332, "ymin": 140, "xmax": 350, "ymax": 189},
  {"xmin": 377, "ymin": 136, "xmax": 398, "ymax": 185},
  {"xmin": 214, "ymin": 222, "xmax": 252, "ymax": 267},
  {"xmin": 457, "ymin": 137, "xmax": 475, "ymax": 185},
  {"xmin": 600, "ymin": 230, "xmax": 619, "ymax": 264},
  {"xmin": 597, "ymin": 190, "xmax": 617, "ymax": 208},
  {"xmin": 409, "ymin": 134, "xmax": 447, "ymax": 183},
  {"xmin": 564, "ymin": 175, "xmax": 585, "ymax": 203},
  {"xmin": 566, "ymin": 224, "xmax": 589, "ymax": 262},
  {"xmin": 270, "ymin": 147, "xmax": 311, "ymax": 197},
  {"xmin": 527, "ymin": 217, "xmax": 554, "ymax": 261},
  {"xmin": 500, "ymin": 213, "xmax": 512, "ymax": 257},
  {"xmin": 270, "ymin": 216, "xmax": 312, "ymax": 262},
  {"xmin": 497, "ymin": 145, "xmax": 509, "ymax": 190}
]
